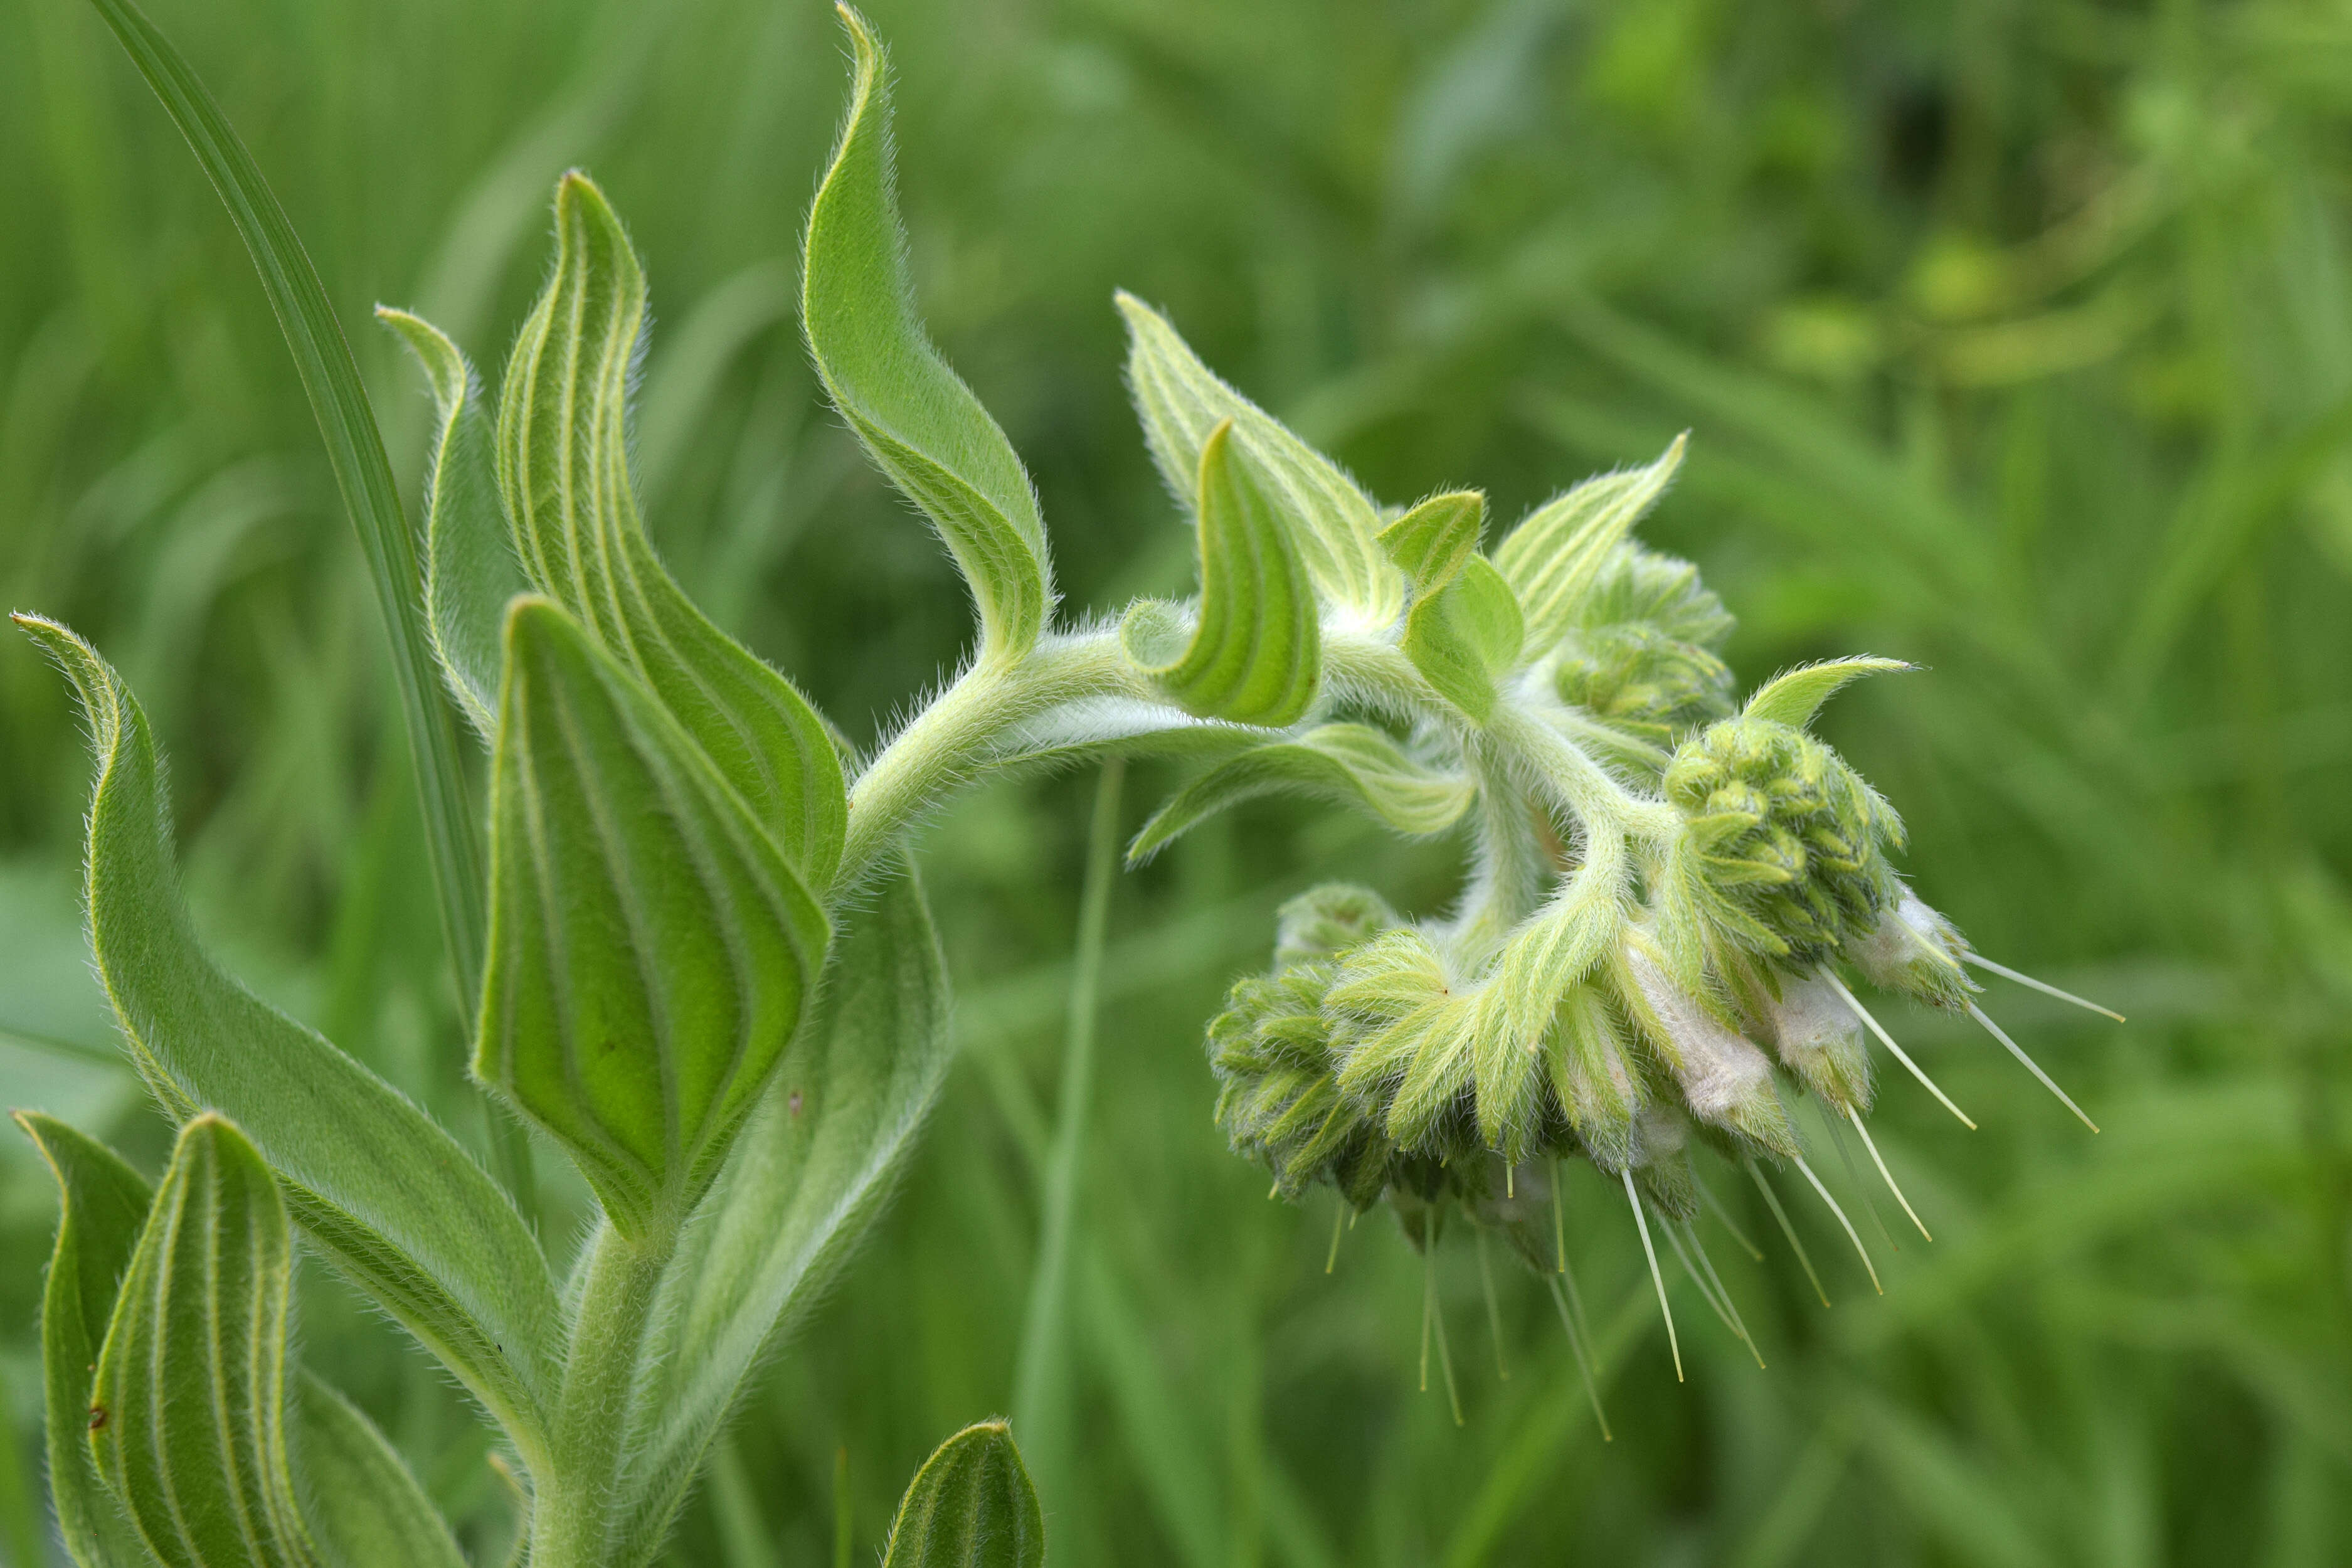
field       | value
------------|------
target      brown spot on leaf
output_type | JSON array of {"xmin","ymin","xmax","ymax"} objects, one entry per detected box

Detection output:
[{"xmin": 88, "ymin": 1405, "xmax": 107, "ymax": 1431}]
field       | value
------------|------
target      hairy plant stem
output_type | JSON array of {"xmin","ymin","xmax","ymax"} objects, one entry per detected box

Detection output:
[
  {"xmin": 533, "ymin": 1221, "xmax": 675, "ymax": 1568},
  {"xmin": 837, "ymin": 630, "xmax": 1145, "ymax": 887}
]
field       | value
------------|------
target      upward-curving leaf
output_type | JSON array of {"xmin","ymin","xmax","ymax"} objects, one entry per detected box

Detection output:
[
  {"xmin": 620, "ymin": 860, "xmax": 952, "ymax": 1560},
  {"xmin": 1379, "ymin": 492, "xmax": 1523, "ymax": 723},
  {"xmin": 805, "ymin": 6, "xmax": 1052, "ymax": 664},
  {"xmin": 1117, "ymin": 290, "xmax": 1401, "ymax": 627},
  {"xmin": 13, "ymin": 616, "xmax": 559, "ymax": 1464},
  {"xmin": 378, "ymin": 307, "xmax": 525, "ymax": 743},
  {"xmin": 881, "ymin": 1422, "xmax": 1046, "ymax": 1568},
  {"xmin": 295, "ymin": 1376, "xmax": 467, "ymax": 1568},
  {"xmin": 499, "ymin": 172, "xmax": 846, "ymax": 886},
  {"xmin": 1120, "ymin": 421, "xmax": 1322, "ymax": 726},
  {"xmin": 90, "ymin": 1115, "xmax": 319, "ymax": 1568},
  {"xmin": 477, "ymin": 598, "xmax": 830, "ymax": 1239},
  {"xmin": 1742, "ymin": 656, "xmax": 1914, "ymax": 729},
  {"xmin": 19, "ymin": 1113, "xmax": 162, "ymax": 1568},
  {"xmin": 1495, "ymin": 433, "xmax": 1688, "ymax": 654}
]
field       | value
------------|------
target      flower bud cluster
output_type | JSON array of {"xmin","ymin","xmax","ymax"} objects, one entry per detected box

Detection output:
[{"xmin": 1552, "ymin": 547, "xmax": 1735, "ymax": 753}]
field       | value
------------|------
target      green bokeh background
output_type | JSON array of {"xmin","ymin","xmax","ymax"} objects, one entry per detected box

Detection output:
[{"xmin": 2, "ymin": 0, "xmax": 2348, "ymax": 1562}]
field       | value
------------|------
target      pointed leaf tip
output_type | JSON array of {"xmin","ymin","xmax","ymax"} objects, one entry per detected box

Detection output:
[
  {"xmin": 1496, "ymin": 433, "xmax": 1688, "ymax": 654},
  {"xmin": 882, "ymin": 1420, "xmax": 1045, "ymax": 1568},
  {"xmin": 1742, "ymin": 657, "xmax": 1914, "ymax": 728}
]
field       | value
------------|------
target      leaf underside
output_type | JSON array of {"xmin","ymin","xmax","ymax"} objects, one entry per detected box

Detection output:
[{"xmin": 1128, "ymin": 724, "xmax": 1474, "ymax": 862}]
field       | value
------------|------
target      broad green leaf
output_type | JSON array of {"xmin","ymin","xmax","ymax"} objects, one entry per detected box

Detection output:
[
  {"xmin": 498, "ymin": 172, "xmax": 847, "ymax": 885},
  {"xmin": 1116, "ymin": 290, "xmax": 1402, "ymax": 627},
  {"xmin": 477, "ymin": 598, "xmax": 829, "ymax": 1239},
  {"xmin": 90, "ymin": 1115, "xmax": 319, "ymax": 1568},
  {"xmin": 18, "ymin": 1113, "xmax": 164, "ymax": 1568},
  {"xmin": 619, "ymin": 861, "xmax": 952, "ymax": 1559},
  {"xmin": 14, "ymin": 617, "xmax": 558, "ymax": 1459},
  {"xmin": 1127, "ymin": 724, "xmax": 1474, "ymax": 863},
  {"xmin": 1120, "ymin": 420, "xmax": 1321, "ymax": 726},
  {"xmin": 1741, "ymin": 657, "xmax": 1913, "ymax": 729},
  {"xmin": 82, "ymin": 0, "xmax": 487, "ymax": 1011},
  {"xmin": 378, "ymin": 307, "xmax": 526, "ymax": 741},
  {"xmin": 805, "ymin": 7, "xmax": 1051, "ymax": 663},
  {"xmin": 881, "ymin": 1422, "xmax": 1046, "ymax": 1568},
  {"xmin": 295, "ymin": 1375, "xmax": 465, "ymax": 1568},
  {"xmin": 1493, "ymin": 433, "xmax": 1688, "ymax": 654},
  {"xmin": 1379, "ymin": 492, "xmax": 1525, "ymax": 721}
]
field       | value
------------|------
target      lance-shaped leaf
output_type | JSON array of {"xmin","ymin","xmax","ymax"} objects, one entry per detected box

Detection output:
[
  {"xmin": 1117, "ymin": 290, "xmax": 1401, "ymax": 627},
  {"xmin": 90, "ymin": 1115, "xmax": 319, "ymax": 1568},
  {"xmin": 804, "ymin": 7, "xmax": 1051, "ymax": 663},
  {"xmin": 1378, "ymin": 492, "xmax": 1524, "ymax": 722},
  {"xmin": 378, "ymin": 307, "xmax": 525, "ymax": 741},
  {"xmin": 881, "ymin": 1422, "xmax": 1046, "ymax": 1568},
  {"xmin": 477, "ymin": 598, "xmax": 829, "ymax": 1239},
  {"xmin": 618, "ymin": 861, "xmax": 951, "ymax": 1559},
  {"xmin": 1742, "ymin": 656, "xmax": 1913, "ymax": 729},
  {"xmin": 1494, "ymin": 433, "xmax": 1687, "ymax": 654},
  {"xmin": 1121, "ymin": 421, "xmax": 1320, "ymax": 726},
  {"xmin": 499, "ymin": 172, "xmax": 846, "ymax": 885},
  {"xmin": 295, "ymin": 1376, "xmax": 465, "ymax": 1568},
  {"xmin": 19, "ymin": 1112, "xmax": 162, "ymax": 1568},
  {"xmin": 1127, "ymin": 724, "xmax": 1473, "ymax": 863},
  {"xmin": 13, "ymin": 616, "xmax": 558, "ymax": 1460}
]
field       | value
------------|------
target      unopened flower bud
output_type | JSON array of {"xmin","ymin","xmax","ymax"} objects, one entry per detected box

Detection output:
[
  {"xmin": 1853, "ymin": 887, "xmax": 1980, "ymax": 1011},
  {"xmin": 1622, "ymin": 948, "xmax": 1798, "ymax": 1155},
  {"xmin": 1274, "ymin": 882, "xmax": 1399, "ymax": 973},
  {"xmin": 1767, "ymin": 973, "xmax": 1872, "ymax": 1110}
]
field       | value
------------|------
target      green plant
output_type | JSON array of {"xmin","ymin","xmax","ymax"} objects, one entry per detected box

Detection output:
[{"xmin": 13, "ymin": 1, "xmax": 2129, "ymax": 1563}]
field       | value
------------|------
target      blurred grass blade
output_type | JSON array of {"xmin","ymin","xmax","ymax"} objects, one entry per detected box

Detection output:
[
  {"xmin": 499, "ymin": 172, "xmax": 847, "ymax": 884},
  {"xmin": 81, "ymin": 0, "xmax": 489, "ymax": 1020},
  {"xmin": 1121, "ymin": 421, "xmax": 1321, "ymax": 726},
  {"xmin": 1117, "ymin": 290, "xmax": 1401, "ymax": 626},
  {"xmin": 90, "ymin": 1115, "xmax": 320, "ymax": 1568},
  {"xmin": 378, "ymin": 307, "xmax": 524, "ymax": 741},
  {"xmin": 1128, "ymin": 723, "xmax": 1472, "ymax": 863},
  {"xmin": 1742, "ymin": 657, "xmax": 1912, "ymax": 729},
  {"xmin": 620, "ymin": 858, "xmax": 953, "ymax": 1557},
  {"xmin": 14, "ymin": 615, "xmax": 559, "ymax": 1461},
  {"xmin": 1493, "ymin": 433, "xmax": 1684, "ymax": 654},
  {"xmin": 18, "ymin": 1113, "xmax": 163, "ymax": 1568},
  {"xmin": 881, "ymin": 1422, "xmax": 1046, "ymax": 1568},
  {"xmin": 1379, "ymin": 490, "xmax": 1522, "ymax": 721},
  {"xmin": 476, "ymin": 598, "xmax": 829, "ymax": 1237},
  {"xmin": 295, "ymin": 1375, "xmax": 466, "ymax": 1568},
  {"xmin": 805, "ymin": 4, "xmax": 1051, "ymax": 664}
]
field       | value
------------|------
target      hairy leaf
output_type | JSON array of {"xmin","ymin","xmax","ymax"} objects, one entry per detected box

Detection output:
[
  {"xmin": 90, "ymin": 1115, "xmax": 319, "ymax": 1568},
  {"xmin": 1742, "ymin": 656, "xmax": 1913, "ymax": 729},
  {"xmin": 805, "ymin": 6, "xmax": 1051, "ymax": 662},
  {"xmin": 1127, "ymin": 724, "xmax": 1473, "ymax": 863},
  {"xmin": 1494, "ymin": 433, "xmax": 1687, "ymax": 654},
  {"xmin": 80, "ymin": 0, "xmax": 488, "ymax": 1011},
  {"xmin": 621, "ymin": 861, "xmax": 952, "ymax": 1557},
  {"xmin": 14, "ymin": 616, "xmax": 558, "ymax": 1458},
  {"xmin": 1121, "ymin": 420, "xmax": 1321, "ymax": 726},
  {"xmin": 498, "ymin": 172, "xmax": 847, "ymax": 885},
  {"xmin": 295, "ymin": 1376, "xmax": 465, "ymax": 1568},
  {"xmin": 477, "ymin": 598, "xmax": 829, "ymax": 1237},
  {"xmin": 378, "ymin": 307, "xmax": 525, "ymax": 741},
  {"xmin": 1379, "ymin": 492, "xmax": 1524, "ymax": 721},
  {"xmin": 881, "ymin": 1422, "xmax": 1046, "ymax": 1568},
  {"xmin": 18, "ymin": 1113, "xmax": 163, "ymax": 1568},
  {"xmin": 1117, "ymin": 290, "xmax": 1402, "ymax": 627}
]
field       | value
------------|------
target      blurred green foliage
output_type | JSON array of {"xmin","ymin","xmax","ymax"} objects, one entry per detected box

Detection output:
[{"xmin": 3, "ymin": 0, "xmax": 2349, "ymax": 1562}]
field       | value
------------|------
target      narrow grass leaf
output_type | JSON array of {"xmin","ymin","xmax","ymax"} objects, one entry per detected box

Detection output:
[
  {"xmin": 499, "ymin": 172, "xmax": 845, "ymax": 884},
  {"xmin": 294, "ymin": 1375, "xmax": 465, "ymax": 1568},
  {"xmin": 1121, "ymin": 420, "xmax": 1321, "ymax": 726},
  {"xmin": 1116, "ymin": 292, "xmax": 1399, "ymax": 626},
  {"xmin": 377, "ymin": 307, "xmax": 524, "ymax": 741},
  {"xmin": 881, "ymin": 1421, "xmax": 1045, "ymax": 1568},
  {"xmin": 18, "ymin": 1112, "xmax": 164, "ymax": 1568},
  {"xmin": 804, "ymin": 6, "xmax": 1051, "ymax": 662},
  {"xmin": 15, "ymin": 617, "xmax": 559, "ymax": 1459},
  {"xmin": 90, "ymin": 1115, "xmax": 320, "ymax": 1568},
  {"xmin": 1742, "ymin": 657, "xmax": 1912, "ymax": 729},
  {"xmin": 476, "ymin": 598, "xmax": 829, "ymax": 1237},
  {"xmin": 1127, "ymin": 723, "xmax": 1472, "ymax": 862},
  {"xmin": 621, "ymin": 861, "xmax": 952, "ymax": 1556},
  {"xmin": 1494, "ymin": 433, "xmax": 1685, "ymax": 653}
]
